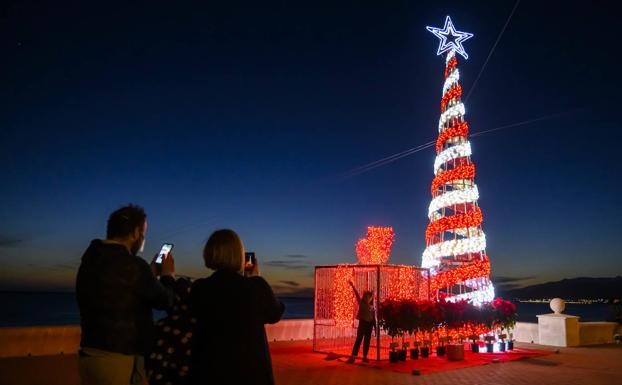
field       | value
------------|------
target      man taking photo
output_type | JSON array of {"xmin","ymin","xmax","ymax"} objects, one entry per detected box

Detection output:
[{"xmin": 76, "ymin": 204, "xmax": 175, "ymax": 385}]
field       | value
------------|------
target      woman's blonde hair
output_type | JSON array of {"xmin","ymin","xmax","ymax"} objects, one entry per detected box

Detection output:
[{"xmin": 203, "ymin": 229, "xmax": 244, "ymax": 272}]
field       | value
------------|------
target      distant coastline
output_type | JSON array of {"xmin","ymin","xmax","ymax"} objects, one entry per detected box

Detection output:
[{"xmin": 0, "ymin": 290, "xmax": 616, "ymax": 327}]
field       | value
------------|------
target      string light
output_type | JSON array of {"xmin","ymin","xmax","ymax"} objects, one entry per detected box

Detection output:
[
  {"xmin": 431, "ymin": 164, "xmax": 475, "ymax": 194},
  {"xmin": 333, "ymin": 265, "xmax": 354, "ymax": 327},
  {"xmin": 440, "ymin": 84, "xmax": 463, "ymax": 112},
  {"xmin": 356, "ymin": 226, "xmax": 395, "ymax": 265},
  {"xmin": 428, "ymin": 185, "xmax": 479, "ymax": 218},
  {"xmin": 438, "ymin": 103, "xmax": 465, "ymax": 132},
  {"xmin": 444, "ymin": 55, "xmax": 458, "ymax": 77},
  {"xmin": 443, "ymin": 68, "xmax": 460, "ymax": 94},
  {"xmin": 425, "ymin": 207, "xmax": 483, "ymax": 242},
  {"xmin": 422, "ymin": 234, "xmax": 487, "ymax": 268},
  {"xmin": 445, "ymin": 283, "xmax": 496, "ymax": 306},
  {"xmin": 427, "ymin": 16, "xmax": 474, "ymax": 60},
  {"xmin": 434, "ymin": 142, "xmax": 472, "ymax": 175},
  {"xmin": 436, "ymin": 121, "xmax": 469, "ymax": 153},
  {"xmin": 430, "ymin": 259, "xmax": 491, "ymax": 291}
]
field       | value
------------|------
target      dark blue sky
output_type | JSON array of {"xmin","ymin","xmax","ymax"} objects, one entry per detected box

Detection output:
[{"xmin": 1, "ymin": 0, "xmax": 621, "ymax": 294}]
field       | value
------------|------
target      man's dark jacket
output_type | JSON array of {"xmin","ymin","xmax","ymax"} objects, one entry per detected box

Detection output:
[
  {"xmin": 76, "ymin": 239, "xmax": 175, "ymax": 355},
  {"xmin": 189, "ymin": 270, "xmax": 285, "ymax": 385}
]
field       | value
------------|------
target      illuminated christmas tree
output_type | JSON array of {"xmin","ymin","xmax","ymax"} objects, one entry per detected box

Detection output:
[{"xmin": 422, "ymin": 16, "xmax": 495, "ymax": 305}]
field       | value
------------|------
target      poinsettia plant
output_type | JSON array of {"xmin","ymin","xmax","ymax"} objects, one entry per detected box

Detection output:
[
  {"xmin": 492, "ymin": 298, "xmax": 518, "ymax": 332},
  {"xmin": 379, "ymin": 299, "xmax": 403, "ymax": 341},
  {"xmin": 417, "ymin": 300, "xmax": 441, "ymax": 345}
]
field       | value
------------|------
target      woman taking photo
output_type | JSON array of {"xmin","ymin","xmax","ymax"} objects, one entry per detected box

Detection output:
[{"xmin": 189, "ymin": 229, "xmax": 285, "ymax": 385}]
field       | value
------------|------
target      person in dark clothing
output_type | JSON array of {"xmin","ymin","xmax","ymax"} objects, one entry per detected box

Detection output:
[
  {"xmin": 146, "ymin": 276, "xmax": 195, "ymax": 385},
  {"xmin": 189, "ymin": 229, "xmax": 285, "ymax": 385},
  {"xmin": 75, "ymin": 204, "xmax": 176, "ymax": 385},
  {"xmin": 346, "ymin": 281, "xmax": 376, "ymax": 363}
]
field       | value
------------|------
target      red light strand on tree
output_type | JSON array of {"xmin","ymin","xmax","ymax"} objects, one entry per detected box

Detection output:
[
  {"xmin": 436, "ymin": 121, "xmax": 469, "ymax": 153},
  {"xmin": 431, "ymin": 164, "xmax": 475, "ymax": 195},
  {"xmin": 426, "ymin": 207, "xmax": 483, "ymax": 243}
]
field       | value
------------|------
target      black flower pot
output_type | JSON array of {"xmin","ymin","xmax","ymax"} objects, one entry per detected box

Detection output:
[
  {"xmin": 436, "ymin": 346, "xmax": 446, "ymax": 357},
  {"xmin": 389, "ymin": 351, "xmax": 399, "ymax": 363},
  {"xmin": 507, "ymin": 341, "xmax": 514, "ymax": 350},
  {"xmin": 498, "ymin": 342, "xmax": 506, "ymax": 352},
  {"xmin": 470, "ymin": 343, "xmax": 480, "ymax": 353},
  {"xmin": 410, "ymin": 348, "xmax": 419, "ymax": 360},
  {"xmin": 399, "ymin": 349, "xmax": 407, "ymax": 361},
  {"xmin": 486, "ymin": 343, "xmax": 494, "ymax": 353},
  {"xmin": 420, "ymin": 347, "xmax": 430, "ymax": 358}
]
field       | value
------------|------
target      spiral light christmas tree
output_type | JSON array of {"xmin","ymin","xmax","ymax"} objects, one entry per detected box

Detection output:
[{"xmin": 423, "ymin": 16, "xmax": 495, "ymax": 305}]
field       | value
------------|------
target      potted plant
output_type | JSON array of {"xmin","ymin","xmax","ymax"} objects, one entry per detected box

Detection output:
[
  {"xmin": 497, "ymin": 332, "xmax": 507, "ymax": 352},
  {"xmin": 421, "ymin": 339, "xmax": 431, "ymax": 358},
  {"xmin": 410, "ymin": 340, "xmax": 421, "ymax": 360},
  {"xmin": 493, "ymin": 298, "xmax": 517, "ymax": 352},
  {"xmin": 379, "ymin": 299, "xmax": 402, "ymax": 363},
  {"xmin": 480, "ymin": 302, "xmax": 497, "ymax": 353},
  {"xmin": 460, "ymin": 301, "xmax": 481, "ymax": 353},
  {"xmin": 399, "ymin": 341, "xmax": 408, "ymax": 361},
  {"xmin": 401, "ymin": 300, "xmax": 423, "ymax": 360},
  {"xmin": 417, "ymin": 300, "xmax": 439, "ymax": 359},
  {"xmin": 468, "ymin": 334, "xmax": 480, "ymax": 353},
  {"xmin": 484, "ymin": 335, "xmax": 495, "ymax": 353},
  {"xmin": 436, "ymin": 336, "xmax": 448, "ymax": 357},
  {"xmin": 398, "ymin": 300, "xmax": 417, "ymax": 362},
  {"xmin": 389, "ymin": 342, "xmax": 400, "ymax": 363}
]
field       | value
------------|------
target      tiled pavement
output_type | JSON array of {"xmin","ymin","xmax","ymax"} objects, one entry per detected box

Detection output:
[
  {"xmin": 0, "ymin": 341, "xmax": 620, "ymax": 385},
  {"xmin": 270, "ymin": 341, "xmax": 622, "ymax": 385}
]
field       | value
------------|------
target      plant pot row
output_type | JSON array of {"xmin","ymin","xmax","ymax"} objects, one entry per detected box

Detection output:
[
  {"xmin": 390, "ymin": 341, "xmax": 516, "ymax": 362},
  {"xmin": 471, "ymin": 341, "xmax": 514, "ymax": 353}
]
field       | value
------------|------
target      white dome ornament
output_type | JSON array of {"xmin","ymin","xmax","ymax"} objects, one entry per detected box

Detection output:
[{"xmin": 550, "ymin": 298, "xmax": 566, "ymax": 314}]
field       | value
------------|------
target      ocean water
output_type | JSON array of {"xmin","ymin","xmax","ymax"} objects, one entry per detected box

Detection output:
[
  {"xmin": 0, "ymin": 291, "xmax": 613, "ymax": 327},
  {"xmin": 0, "ymin": 291, "xmax": 314, "ymax": 327}
]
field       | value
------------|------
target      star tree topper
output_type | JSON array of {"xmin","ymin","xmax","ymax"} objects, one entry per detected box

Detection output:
[{"xmin": 426, "ymin": 16, "xmax": 473, "ymax": 60}]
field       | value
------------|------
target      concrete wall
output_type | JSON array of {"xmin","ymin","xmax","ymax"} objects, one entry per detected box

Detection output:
[
  {"xmin": 266, "ymin": 319, "xmax": 313, "ymax": 342},
  {"xmin": 511, "ymin": 320, "xmax": 621, "ymax": 346},
  {"xmin": 0, "ymin": 320, "xmax": 315, "ymax": 358},
  {"xmin": 0, "ymin": 325, "xmax": 81, "ymax": 358},
  {"xmin": 512, "ymin": 322, "xmax": 539, "ymax": 344},
  {"xmin": 1, "ymin": 318, "xmax": 620, "ymax": 358},
  {"xmin": 579, "ymin": 322, "xmax": 620, "ymax": 345}
]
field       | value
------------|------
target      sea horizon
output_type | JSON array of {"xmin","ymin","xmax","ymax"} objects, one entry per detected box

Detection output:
[{"xmin": 0, "ymin": 290, "xmax": 614, "ymax": 328}]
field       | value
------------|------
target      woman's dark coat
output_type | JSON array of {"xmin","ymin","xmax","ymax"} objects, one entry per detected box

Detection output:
[{"xmin": 189, "ymin": 270, "xmax": 285, "ymax": 385}]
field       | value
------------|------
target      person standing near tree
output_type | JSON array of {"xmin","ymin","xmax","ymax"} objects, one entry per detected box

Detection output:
[
  {"xmin": 76, "ymin": 204, "xmax": 176, "ymax": 385},
  {"xmin": 346, "ymin": 280, "xmax": 376, "ymax": 363}
]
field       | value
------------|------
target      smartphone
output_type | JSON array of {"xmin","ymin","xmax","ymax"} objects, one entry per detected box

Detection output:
[
  {"xmin": 244, "ymin": 252, "xmax": 256, "ymax": 271},
  {"xmin": 155, "ymin": 243, "xmax": 174, "ymax": 264}
]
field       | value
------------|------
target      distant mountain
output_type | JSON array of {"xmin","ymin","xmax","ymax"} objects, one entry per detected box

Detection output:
[{"xmin": 501, "ymin": 276, "xmax": 622, "ymax": 300}]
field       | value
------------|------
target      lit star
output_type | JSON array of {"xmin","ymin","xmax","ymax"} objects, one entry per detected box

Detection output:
[{"xmin": 426, "ymin": 16, "xmax": 474, "ymax": 60}]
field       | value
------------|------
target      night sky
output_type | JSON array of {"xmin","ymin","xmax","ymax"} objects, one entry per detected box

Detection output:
[{"xmin": 1, "ymin": 1, "xmax": 621, "ymax": 295}]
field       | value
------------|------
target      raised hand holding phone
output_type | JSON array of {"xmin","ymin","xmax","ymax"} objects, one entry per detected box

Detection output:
[
  {"xmin": 151, "ymin": 242, "xmax": 175, "ymax": 277},
  {"xmin": 244, "ymin": 252, "xmax": 259, "ymax": 277}
]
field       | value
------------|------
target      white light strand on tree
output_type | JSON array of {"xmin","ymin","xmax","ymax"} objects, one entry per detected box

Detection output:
[
  {"xmin": 421, "ymin": 234, "xmax": 487, "ymax": 268},
  {"xmin": 434, "ymin": 142, "xmax": 472, "ymax": 175},
  {"xmin": 428, "ymin": 185, "xmax": 480, "ymax": 218},
  {"xmin": 438, "ymin": 103, "xmax": 465, "ymax": 131}
]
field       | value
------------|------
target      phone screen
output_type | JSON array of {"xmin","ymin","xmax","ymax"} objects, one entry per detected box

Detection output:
[
  {"xmin": 244, "ymin": 252, "xmax": 255, "ymax": 271},
  {"xmin": 155, "ymin": 243, "xmax": 174, "ymax": 264}
]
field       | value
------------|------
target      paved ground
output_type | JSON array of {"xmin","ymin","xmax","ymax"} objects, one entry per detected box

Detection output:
[
  {"xmin": 1, "ymin": 341, "xmax": 621, "ymax": 385},
  {"xmin": 272, "ymin": 341, "xmax": 622, "ymax": 385}
]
